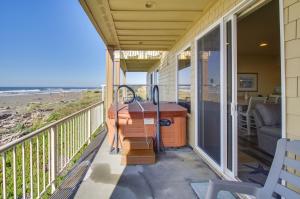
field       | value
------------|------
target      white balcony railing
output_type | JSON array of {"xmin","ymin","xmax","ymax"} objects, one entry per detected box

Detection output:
[
  {"xmin": 0, "ymin": 101, "xmax": 105, "ymax": 199},
  {"xmin": 116, "ymin": 50, "xmax": 163, "ymax": 60}
]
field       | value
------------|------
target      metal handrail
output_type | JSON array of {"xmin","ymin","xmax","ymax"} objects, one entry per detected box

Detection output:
[
  {"xmin": 0, "ymin": 99, "xmax": 105, "ymax": 199},
  {"xmin": 0, "ymin": 101, "xmax": 103, "ymax": 153}
]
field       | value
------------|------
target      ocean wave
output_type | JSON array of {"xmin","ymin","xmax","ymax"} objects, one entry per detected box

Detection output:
[
  {"xmin": 0, "ymin": 89, "xmax": 41, "ymax": 94},
  {"xmin": 0, "ymin": 88, "xmax": 95, "ymax": 96}
]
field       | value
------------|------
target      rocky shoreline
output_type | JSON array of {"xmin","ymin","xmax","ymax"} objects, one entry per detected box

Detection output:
[
  {"xmin": 0, "ymin": 92, "xmax": 83, "ymax": 146},
  {"xmin": 0, "ymin": 106, "xmax": 54, "ymax": 145}
]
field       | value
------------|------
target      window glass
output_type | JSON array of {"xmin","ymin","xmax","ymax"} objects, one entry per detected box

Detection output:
[
  {"xmin": 177, "ymin": 47, "xmax": 191, "ymax": 113},
  {"xmin": 197, "ymin": 25, "xmax": 221, "ymax": 165}
]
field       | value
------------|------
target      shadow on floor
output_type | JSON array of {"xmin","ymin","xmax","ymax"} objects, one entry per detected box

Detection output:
[
  {"xmin": 110, "ymin": 148, "xmax": 218, "ymax": 199},
  {"xmin": 50, "ymin": 127, "xmax": 107, "ymax": 199}
]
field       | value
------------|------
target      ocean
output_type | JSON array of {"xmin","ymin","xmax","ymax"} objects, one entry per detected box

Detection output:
[{"xmin": 0, "ymin": 87, "xmax": 100, "ymax": 96}]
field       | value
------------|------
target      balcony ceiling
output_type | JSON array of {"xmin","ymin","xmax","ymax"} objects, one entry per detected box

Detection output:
[
  {"xmin": 80, "ymin": 0, "xmax": 216, "ymax": 50},
  {"xmin": 121, "ymin": 59, "xmax": 159, "ymax": 72}
]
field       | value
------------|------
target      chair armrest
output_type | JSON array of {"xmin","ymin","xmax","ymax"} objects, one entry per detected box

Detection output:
[{"xmin": 205, "ymin": 179, "xmax": 261, "ymax": 199}]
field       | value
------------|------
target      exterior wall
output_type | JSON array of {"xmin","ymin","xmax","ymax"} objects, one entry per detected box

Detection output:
[
  {"xmin": 147, "ymin": 0, "xmax": 300, "ymax": 146},
  {"xmin": 150, "ymin": 0, "xmax": 242, "ymax": 147},
  {"xmin": 284, "ymin": 0, "xmax": 300, "ymax": 140},
  {"xmin": 148, "ymin": 0, "xmax": 300, "ymax": 146}
]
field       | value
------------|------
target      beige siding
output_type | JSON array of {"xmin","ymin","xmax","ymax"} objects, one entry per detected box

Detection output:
[
  {"xmin": 284, "ymin": 0, "xmax": 300, "ymax": 140},
  {"xmin": 148, "ymin": 0, "xmax": 300, "ymax": 145},
  {"xmin": 150, "ymin": 0, "xmax": 242, "ymax": 147}
]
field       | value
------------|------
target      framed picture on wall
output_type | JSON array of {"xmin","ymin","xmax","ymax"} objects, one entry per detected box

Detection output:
[{"xmin": 237, "ymin": 73, "xmax": 258, "ymax": 92}]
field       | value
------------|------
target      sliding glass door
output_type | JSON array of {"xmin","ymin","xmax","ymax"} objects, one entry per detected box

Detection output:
[{"xmin": 197, "ymin": 25, "xmax": 221, "ymax": 165}]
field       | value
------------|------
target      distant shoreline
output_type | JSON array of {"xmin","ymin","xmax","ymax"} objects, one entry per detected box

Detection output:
[{"xmin": 0, "ymin": 87, "xmax": 100, "ymax": 97}]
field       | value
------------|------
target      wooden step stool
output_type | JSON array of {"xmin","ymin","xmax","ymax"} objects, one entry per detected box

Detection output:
[{"xmin": 121, "ymin": 137, "xmax": 155, "ymax": 165}]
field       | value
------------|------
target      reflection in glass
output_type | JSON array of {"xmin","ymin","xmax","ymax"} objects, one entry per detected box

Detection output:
[
  {"xmin": 197, "ymin": 26, "xmax": 221, "ymax": 165},
  {"xmin": 177, "ymin": 47, "xmax": 191, "ymax": 113}
]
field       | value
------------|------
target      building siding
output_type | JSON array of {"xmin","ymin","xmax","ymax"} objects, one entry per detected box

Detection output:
[
  {"xmin": 284, "ymin": 0, "xmax": 300, "ymax": 140},
  {"xmin": 148, "ymin": 0, "xmax": 300, "ymax": 146},
  {"xmin": 149, "ymin": 0, "xmax": 241, "ymax": 147}
]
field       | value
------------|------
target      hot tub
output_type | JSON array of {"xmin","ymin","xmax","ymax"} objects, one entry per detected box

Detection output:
[{"xmin": 107, "ymin": 102, "xmax": 187, "ymax": 148}]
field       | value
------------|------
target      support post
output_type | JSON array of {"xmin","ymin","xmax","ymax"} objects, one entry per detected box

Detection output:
[{"xmin": 101, "ymin": 85, "xmax": 105, "ymax": 125}]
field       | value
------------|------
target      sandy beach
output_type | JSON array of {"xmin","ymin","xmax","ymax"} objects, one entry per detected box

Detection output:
[
  {"xmin": 0, "ymin": 92, "xmax": 83, "ymax": 113},
  {"xmin": 0, "ymin": 91, "xmax": 100, "ymax": 145}
]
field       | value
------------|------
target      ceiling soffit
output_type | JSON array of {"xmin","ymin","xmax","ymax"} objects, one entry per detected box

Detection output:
[{"xmin": 81, "ymin": 0, "xmax": 217, "ymax": 50}]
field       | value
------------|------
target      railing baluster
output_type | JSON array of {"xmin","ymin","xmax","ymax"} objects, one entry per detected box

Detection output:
[
  {"xmin": 47, "ymin": 130, "xmax": 51, "ymax": 185},
  {"xmin": 88, "ymin": 110, "xmax": 91, "ymax": 143},
  {"xmin": 36, "ymin": 136, "xmax": 40, "ymax": 197},
  {"xmin": 22, "ymin": 143, "xmax": 26, "ymax": 199},
  {"xmin": 42, "ymin": 133, "xmax": 46, "ymax": 191},
  {"xmin": 67, "ymin": 121, "xmax": 70, "ymax": 162},
  {"xmin": 84, "ymin": 113, "xmax": 87, "ymax": 142},
  {"xmin": 82, "ymin": 113, "xmax": 85, "ymax": 143},
  {"xmin": 30, "ymin": 138, "xmax": 33, "ymax": 198},
  {"xmin": 68, "ymin": 120, "xmax": 71, "ymax": 161},
  {"xmin": 70, "ymin": 119, "xmax": 73, "ymax": 157},
  {"xmin": 77, "ymin": 116, "xmax": 80, "ymax": 150},
  {"xmin": 13, "ymin": 146, "xmax": 17, "ymax": 199},
  {"xmin": 2, "ymin": 153, "xmax": 6, "ymax": 199},
  {"xmin": 80, "ymin": 115, "xmax": 82, "ymax": 147},
  {"xmin": 69, "ymin": 119, "xmax": 73, "ymax": 158},
  {"xmin": 71, "ymin": 118, "xmax": 75, "ymax": 157},
  {"xmin": 48, "ymin": 130, "xmax": 51, "ymax": 186},
  {"xmin": 60, "ymin": 124, "xmax": 63, "ymax": 170},
  {"xmin": 50, "ymin": 126, "xmax": 57, "ymax": 193},
  {"xmin": 64, "ymin": 123, "xmax": 67, "ymax": 166}
]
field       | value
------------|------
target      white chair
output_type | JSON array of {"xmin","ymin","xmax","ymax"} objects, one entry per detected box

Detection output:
[
  {"xmin": 205, "ymin": 139, "xmax": 300, "ymax": 199},
  {"xmin": 238, "ymin": 97, "xmax": 267, "ymax": 135}
]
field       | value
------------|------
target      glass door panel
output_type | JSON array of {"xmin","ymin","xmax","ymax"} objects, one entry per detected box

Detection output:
[{"xmin": 197, "ymin": 25, "xmax": 221, "ymax": 165}]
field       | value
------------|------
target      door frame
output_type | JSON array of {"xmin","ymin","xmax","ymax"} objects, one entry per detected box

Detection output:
[
  {"xmin": 222, "ymin": 14, "xmax": 238, "ymax": 178},
  {"xmin": 193, "ymin": 0, "xmax": 286, "ymax": 180}
]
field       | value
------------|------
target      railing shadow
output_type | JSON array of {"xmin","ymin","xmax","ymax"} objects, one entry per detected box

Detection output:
[{"xmin": 50, "ymin": 124, "xmax": 108, "ymax": 199}]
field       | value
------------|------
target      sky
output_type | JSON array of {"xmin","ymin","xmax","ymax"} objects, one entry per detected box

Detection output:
[
  {"xmin": 126, "ymin": 72, "xmax": 147, "ymax": 85},
  {"xmin": 0, "ymin": 0, "xmax": 106, "ymax": 87}
]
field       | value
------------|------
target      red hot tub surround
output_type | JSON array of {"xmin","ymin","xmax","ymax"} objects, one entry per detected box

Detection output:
[{"xmin": 107, "ymin": 102, "xmax": 187, "ymax": 149}]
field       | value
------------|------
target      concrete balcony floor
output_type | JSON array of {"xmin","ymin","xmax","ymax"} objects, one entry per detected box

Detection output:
[{"xmin": 52, "ymin": 129, "xmax": 218, "ymax": 199}]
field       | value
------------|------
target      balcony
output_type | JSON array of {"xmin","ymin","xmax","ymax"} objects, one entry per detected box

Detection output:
[{"xmin": 0, "ymin": 85, "xmax": 220, "ymax": 199}]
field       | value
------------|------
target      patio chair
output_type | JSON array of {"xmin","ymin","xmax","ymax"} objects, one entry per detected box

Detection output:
[
  {"xmin": 205, "ymin": 139, "xmax": 300, "ymax": 199},
  {"xmin": 238, "ymin": 96, "xmax": 267, "ymax": 135}
]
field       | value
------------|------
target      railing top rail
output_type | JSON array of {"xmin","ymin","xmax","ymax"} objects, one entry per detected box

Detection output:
[{"xmin": 0, "ymin": 101, "xmax": 104, "ymax": 153}]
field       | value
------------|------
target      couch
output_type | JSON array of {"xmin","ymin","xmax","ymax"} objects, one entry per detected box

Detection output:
[{"xmin": 253, "ymin": 103, "xmax": 281, "ymax": 156}]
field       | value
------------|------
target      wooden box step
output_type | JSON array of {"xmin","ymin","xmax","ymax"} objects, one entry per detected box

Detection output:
[
  {"xmin": 122, "ymin": 137, "xmax": 153, "ymax": 151},
  {"xmin": 121, "ymin": 149, "xmax": 155, "ymax": 165}
]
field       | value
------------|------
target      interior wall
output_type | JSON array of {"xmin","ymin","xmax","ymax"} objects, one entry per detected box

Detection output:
[{"xmin": 237, "ymin": 55, "xmax": 281, "ymax": 97}]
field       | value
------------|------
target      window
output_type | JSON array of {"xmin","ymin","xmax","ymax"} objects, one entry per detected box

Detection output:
[{"xmin": 177, "ymin": 47, "xmax": 191, "ymax": 113}]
